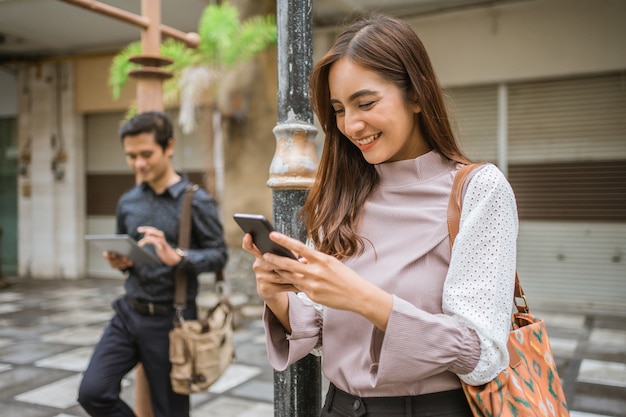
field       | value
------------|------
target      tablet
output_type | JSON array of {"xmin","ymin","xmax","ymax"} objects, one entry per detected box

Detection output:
[{"xmin": 85, "ymin": 234, "xmax": 162, "ymax": 265}]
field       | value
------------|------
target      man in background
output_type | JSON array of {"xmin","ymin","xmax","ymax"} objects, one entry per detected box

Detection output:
[{"xmin": 78, "ymin": 111, "xmax": 227, "ymax": 417}]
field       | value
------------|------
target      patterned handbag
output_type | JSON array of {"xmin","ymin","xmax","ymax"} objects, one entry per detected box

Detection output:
[{"xmin": 448, "ymin": 164, "xmax": 570, "ymax": 417}]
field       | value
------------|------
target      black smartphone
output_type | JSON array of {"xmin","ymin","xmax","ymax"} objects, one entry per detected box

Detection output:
[{"xmin": 233, "ymin": 213, "xmax": 297, "ymax": 259}]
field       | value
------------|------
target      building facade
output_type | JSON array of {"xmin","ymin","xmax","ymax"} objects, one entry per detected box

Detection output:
[{"xmin": 0, "ymin": 0, "xmax": 624, "ymax": 311}]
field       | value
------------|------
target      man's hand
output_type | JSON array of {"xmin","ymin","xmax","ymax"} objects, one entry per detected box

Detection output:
[
  {"xmin": 103, "ymin": 251, "xmax": 133, "ymax": 271},
  {"xmin": 137, "ymin": 226, "xmax": 184, "ymax": 267}
]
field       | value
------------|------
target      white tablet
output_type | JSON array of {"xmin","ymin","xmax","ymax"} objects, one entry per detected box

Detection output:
[{"xmin": 85, "ymin": 234, "xmax": 162, "ymax": 265}]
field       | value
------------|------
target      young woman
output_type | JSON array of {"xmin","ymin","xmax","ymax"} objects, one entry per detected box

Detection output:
[{"xmin": 242, "ymin": 15, "xmax": 518, "ymax": 417}]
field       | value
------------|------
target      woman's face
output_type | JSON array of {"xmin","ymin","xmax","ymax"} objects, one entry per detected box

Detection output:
[{"xmin": 328, "ymin": 58, "xmax": 429, "ymax": 164}]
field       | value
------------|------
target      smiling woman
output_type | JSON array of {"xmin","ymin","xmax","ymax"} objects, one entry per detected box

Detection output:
[{"xmin": 241, "ymin": 14, "xmax": 521, "ymax": 417}]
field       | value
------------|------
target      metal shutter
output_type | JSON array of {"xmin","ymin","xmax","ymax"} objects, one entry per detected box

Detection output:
[
  {"xmin": 508, "ymin": 73, "xmax": 626, "ymax": 310},
  {"xmin": 447, "ymin": 73, "xmax": 626, "ymax": 311},
  {"xmin": 445, "ymin": 85, "xmax": 499, "ymax": 162},
  {"xmin": 508, "ymin": 73, "xmax": 626, "ymax": 163}
]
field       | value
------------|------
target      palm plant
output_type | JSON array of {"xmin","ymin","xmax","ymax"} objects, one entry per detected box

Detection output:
[{"xmin": 109, "ymin": 1, "xmax": 277, "ymax": 201}]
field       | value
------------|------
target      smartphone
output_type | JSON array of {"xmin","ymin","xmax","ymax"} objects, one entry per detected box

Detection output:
[{"xmin": 233, "ymin": 213, "xmax": 297, "ymax": 259}]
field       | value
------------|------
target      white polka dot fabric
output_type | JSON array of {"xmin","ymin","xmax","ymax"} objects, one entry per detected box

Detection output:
[{"xmin": 443, "ymin": 164, "xmax": 519, "ymax": 384}]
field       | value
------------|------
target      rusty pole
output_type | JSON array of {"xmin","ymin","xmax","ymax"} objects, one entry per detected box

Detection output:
[
  {"xmin": 56, "ymin": 0, "xmax": 200, "ymax": 47},
  {"xmin": 57, "ymin": 0, "xmax": 201, "ymax": 113},
  {"xmin": 269, "ymin": 0, "xmax": 321, "ymax": 416},
  {"xmin": 127, "ymin": 0, "xmax": 171, "ymax": 112}
]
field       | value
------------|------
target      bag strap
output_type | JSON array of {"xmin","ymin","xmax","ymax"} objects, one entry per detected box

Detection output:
[
  {"xmin": 173, "ymin": 184, "xmax": 199, "ymax": 316},
  {"xmin": 447, "ymin": 163, "xmax": 529, "ymax": 315}
]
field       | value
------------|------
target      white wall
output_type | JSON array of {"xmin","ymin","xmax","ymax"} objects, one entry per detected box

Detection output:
[
  {"xmin": 409, "ymin": 0, "xmax": 626, "ymax": 86},
  {"xmin": 312, "ymin": 0, "xmax": 626, "ymax": 85}
]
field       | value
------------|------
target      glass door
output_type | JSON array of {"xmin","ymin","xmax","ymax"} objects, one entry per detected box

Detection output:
[{"xmin": 0, "ymin": 117, "xmax": 17, "ymax": 276}]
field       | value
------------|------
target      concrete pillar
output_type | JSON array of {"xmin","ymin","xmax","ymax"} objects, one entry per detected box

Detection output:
[{"xmin": 17, "ymin": 61, "xmax": 85, "ymax": 279}]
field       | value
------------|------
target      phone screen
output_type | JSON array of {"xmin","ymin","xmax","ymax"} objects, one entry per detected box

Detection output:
[{"xmin": 233, "ymin": 213, "xmax": 297, "ymax": 259}]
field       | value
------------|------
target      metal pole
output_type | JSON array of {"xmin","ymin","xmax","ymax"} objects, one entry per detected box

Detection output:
[
  {"xmin": 270, "ymin": 0, "xmax": 321, "ymax": 416},
  {"xmin": 497, "ymin": 83, "xmax": 508, "ymax": 177},
  {"xmin": 131, "ymin": 0, "xmax": 166, "ymax": 113}
]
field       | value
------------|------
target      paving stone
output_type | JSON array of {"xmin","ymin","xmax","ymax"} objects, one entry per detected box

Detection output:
[
  {"xmin": 15, "ymin": 374, "xmax": 84, "ymax": 409},
  {"xmin": 0, "ymin": 342, "xmax": 75, "ymax": 365},
  {"xmin": 0, "ymin": 366, "xmax": 75, "ymax": 399},
  {"xmin": 192, "ymin": 396, "xmax": 274, "ymax": 417},
  {"xmin": 35, "ymin": 347, "xmax": 95, "ymax": 372},
  {"xmin": 0, "ymin": 400, "xmax": 59, "ymax": 417},
  {"xmin": 40, "ymin": 325, "xmax": 104, "ymax": 346}
]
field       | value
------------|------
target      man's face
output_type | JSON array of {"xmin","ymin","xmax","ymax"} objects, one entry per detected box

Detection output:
[{"xmin": 122, "ymin": 132, "xmax": 173, "ymax": 186}]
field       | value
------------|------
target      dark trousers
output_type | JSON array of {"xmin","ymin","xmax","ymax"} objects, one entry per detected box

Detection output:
[
  {"xmin": 321, "ymin": 384, "xmax": 473, "ymax": 417},
  {"xmin": 78, "ymin": 296, "xmax": 197, "ymax": 417}
]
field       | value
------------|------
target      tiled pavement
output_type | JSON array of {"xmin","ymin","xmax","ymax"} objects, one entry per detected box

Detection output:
[{"xmin": 0, "ymin": 270, "xmax": 625, "ymax": 416}]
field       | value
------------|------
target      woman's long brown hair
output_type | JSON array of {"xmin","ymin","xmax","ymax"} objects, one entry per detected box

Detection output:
[{"xmin": 303, "ymin": 15, "xmax": 470, "ymax": 259}]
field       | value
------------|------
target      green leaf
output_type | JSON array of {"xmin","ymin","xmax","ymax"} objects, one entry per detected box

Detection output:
[
  {"xmin": 161, "ymin": 38, "xmax": 196, "ymax": 71},
  {"xmin": 197, "ymin": 2, "xmax": 240, "ymax": 64},
  {"xmin": 107, "ymin": 0, "xmax": 277, "ymax": 127},
  {"xmin": 108, "ymin": 41, "xmax": 141, "ymax": 100},
  {"xmin": 223, "ymin": 15, "xmax": 277, "ymax": 66}
]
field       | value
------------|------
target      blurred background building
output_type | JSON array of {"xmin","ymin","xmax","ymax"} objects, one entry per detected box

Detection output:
[{"xmin": 0, "ymin": 0, "xmax": 624, "ymax": 312}]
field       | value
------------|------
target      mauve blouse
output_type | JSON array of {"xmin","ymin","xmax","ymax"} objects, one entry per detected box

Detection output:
[{"xmin": 263, "ymin": 151, "xmax": 519, "ymax": 397}]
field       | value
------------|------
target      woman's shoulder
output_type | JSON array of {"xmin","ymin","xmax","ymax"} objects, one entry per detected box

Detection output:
[{"xmin": 466, "ymin": 163, "xmax": 516, "ymax": 200}]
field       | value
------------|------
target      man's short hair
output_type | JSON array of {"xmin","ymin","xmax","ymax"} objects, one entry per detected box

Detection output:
[{"xmin": 118, "ymin": 111, "xmax": 173, "ymax": 151}]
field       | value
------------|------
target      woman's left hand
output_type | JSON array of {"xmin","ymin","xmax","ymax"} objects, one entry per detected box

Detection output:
[{"xmin": 264, "ymin": 232, "xmax": 393, "ymax": 330}]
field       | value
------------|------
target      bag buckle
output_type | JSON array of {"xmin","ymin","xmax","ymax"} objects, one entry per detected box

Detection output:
[
  {"xmin": 216, "ymin": 281, "xmax": 229, "ymax": 297},
  {"xmin": 514, "ymin": 294, "xmax": 529, "ymax": 314},
  {"xmin": 174, "ymin": 304, "xmax": 186, "ymax": 325}
]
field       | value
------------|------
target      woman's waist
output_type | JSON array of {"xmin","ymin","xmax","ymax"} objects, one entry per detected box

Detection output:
[
  {"xmin": 324, "ymin": 383, "xmax": 470, "ymax": 416},
  {"xmin": 324, "ymin": 364, "xmax": 462, "ymax": 398}
]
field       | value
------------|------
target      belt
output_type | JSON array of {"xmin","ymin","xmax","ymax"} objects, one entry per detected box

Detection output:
[
  {"xmin": 125, "ymin": 296, "xmax": 173, "ymax": 316},
  {"xmin": 324, "ymin": 384, "xmax": 471, "ymax": 416}
]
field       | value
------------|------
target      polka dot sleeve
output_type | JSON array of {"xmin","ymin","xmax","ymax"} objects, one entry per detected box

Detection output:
[{"xmin": 442, "ymin": 164, "xmax": 519, "ymax": 385}]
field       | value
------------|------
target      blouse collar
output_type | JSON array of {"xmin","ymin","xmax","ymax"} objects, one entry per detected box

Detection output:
[{"xmin": 375, "ymin": 150, "xmax": 453, "ymax": 188}]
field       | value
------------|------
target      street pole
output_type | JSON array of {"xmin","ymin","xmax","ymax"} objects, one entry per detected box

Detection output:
[
  {"xmin": 56, "ymin": 0, "xmax": 201, "ymax": 113},
  {"xmin": 269, "ymin": 0, "xmax": 321, "ymax": 416},
  {"xmin": 127, "ymin": 0, "xmax": 170, "ymax": 113},
  {"xmin": 56, "ymin": 0, "xmax": 200, "ymax": 47}
]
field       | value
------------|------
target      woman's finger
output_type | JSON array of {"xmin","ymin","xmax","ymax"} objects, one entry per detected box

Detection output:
[
  {"xmin": 242, "ymin": 233, "xmax": 264, "ymax": 258},
  {"xmin": 268, "ymin": 232, "xmax": 322, "ymax": 261}
]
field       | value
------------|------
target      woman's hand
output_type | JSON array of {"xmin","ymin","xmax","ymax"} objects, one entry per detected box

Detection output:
[
  {"xmin": 261, "ymin": 232, "xmax": 394, "ymax": 331},
  {"xmin": 242, "ymin": 233, "xmax": 294, "ymax": 332},
  {"xmin": 242, "ymin": 233, "xmax": 300, "ymax": 298}
]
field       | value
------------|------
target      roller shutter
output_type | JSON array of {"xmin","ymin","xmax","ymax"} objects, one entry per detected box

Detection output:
[
  {"xmin": 446, "ymin": 85, "xmax": 499, "ymax": 162},
  {"xmin": 447, "ymin": 73, "xmax": 626, "ymax": 311}
]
